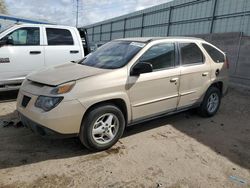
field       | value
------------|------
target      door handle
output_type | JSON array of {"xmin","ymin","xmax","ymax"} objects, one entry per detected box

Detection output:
[
  {"xmin": 170, "ymin": 78, "xmax": 179, "ymax": 83},
  {"xmin": 70, "ymin": 50, "xmax": 79, "ymax": 54},
  {"xmin": 202, "ymin": 72, "xmax": 209, "ymax": 77},
  {"xmin": 30, "ymin": 51, "xmax": 41, "ymax": 55}
]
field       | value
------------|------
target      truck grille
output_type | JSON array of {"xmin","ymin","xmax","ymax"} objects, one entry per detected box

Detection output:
[{"xmin": 22, "ymin": 95, "xmax": 31, "ymax": 108}]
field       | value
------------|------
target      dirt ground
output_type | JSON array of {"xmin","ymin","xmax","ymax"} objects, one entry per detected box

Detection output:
[{"xmin": 0, "ymin": 87, "xmax": 249, "ymax": 188}]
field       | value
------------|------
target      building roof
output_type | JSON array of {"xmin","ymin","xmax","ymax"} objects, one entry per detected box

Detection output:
[{"xmin": 0, "ymin": 14, "xmax": 51, "ymax": 24}]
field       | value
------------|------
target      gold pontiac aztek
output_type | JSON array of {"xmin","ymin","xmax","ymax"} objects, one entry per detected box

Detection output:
[{"xmin": 17, "ymin": 37, "xmax": 229, "ymax": 151}]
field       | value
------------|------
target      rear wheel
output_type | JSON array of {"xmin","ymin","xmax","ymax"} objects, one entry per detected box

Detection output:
[
  {"xmin": 198, "ymin": 86, "xmax": 221, "ymax": 117},
  {"xmin": 79, "ymin": 104, "xmax": 125, "ymax": 151}
]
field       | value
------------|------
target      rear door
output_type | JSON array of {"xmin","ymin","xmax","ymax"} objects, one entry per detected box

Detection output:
[
  {"xmin": 44, "ymin": 27, "xmax": 83, "ymax": 67},
  {"xmin": 178, "ymin": 42, "xmax": 211, "ymax": 108},
  {"xmin": 0, "ymin": 26, "xmax": 44, "ymax": 83}
]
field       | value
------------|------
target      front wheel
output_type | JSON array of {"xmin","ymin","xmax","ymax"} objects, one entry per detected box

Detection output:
[
  {"xmin": 79, "ymin": 104, "xmax": 125, "ymax": 151},
  {"xmin": 198, "ymin": 87, "xmax": 221, "ymax": 117}
]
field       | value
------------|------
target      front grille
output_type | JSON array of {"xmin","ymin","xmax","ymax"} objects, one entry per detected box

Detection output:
[{"xmin": 22, "ymin": 95, "xmax": 31, "ymax": 108}]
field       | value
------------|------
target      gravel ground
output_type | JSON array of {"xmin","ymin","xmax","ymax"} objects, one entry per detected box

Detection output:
[{"xmin": 0, "ymin": 87, "xmax": 249, "ymax": 188}]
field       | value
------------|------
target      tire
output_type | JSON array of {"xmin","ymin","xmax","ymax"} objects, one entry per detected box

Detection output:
[
  {"xmin": 79, "ymin": 104, "xmax": 125, "ymax": 151},
  {"xmin": 197, "ymin": 86, "xmax": 221, "ymax": 117}
]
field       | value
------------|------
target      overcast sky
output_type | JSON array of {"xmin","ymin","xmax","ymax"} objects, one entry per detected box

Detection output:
[{"xmin": 5, "ymin": 0, "xmax": 172, "ymax": 27}]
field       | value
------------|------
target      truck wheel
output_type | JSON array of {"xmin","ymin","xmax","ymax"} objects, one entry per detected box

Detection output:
[
  {"xmin": 198, "ymin": 86, "xmax": 221, "ymax": 117},
  {"xmin": 79, "ymin": 104, "xmax": 125, "ymax": 151}
]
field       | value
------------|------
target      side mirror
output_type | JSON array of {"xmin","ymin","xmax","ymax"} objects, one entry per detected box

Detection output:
[
  {"xmin": 6, "ymin": 36, "xmax": 14, "ymax": 45},
  {"xmin": 130, "ymin": 62, "xmax": 153, "ymax": 76},
  {"xmin": 0, "ymin": 39, "xmax": 6, "ymax": 47},
  {"xmin": 0, "ymin": 36, "xmax": 13, "ymax": 47}
]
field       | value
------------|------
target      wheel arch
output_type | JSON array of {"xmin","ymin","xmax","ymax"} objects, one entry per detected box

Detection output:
[
  {"xmin": 210, "ymin": 81, "xmax": 223, "ymax": 94},
  {"xmin": 81, "ymin": 98, "xmax": 129, "ymax": 126}
]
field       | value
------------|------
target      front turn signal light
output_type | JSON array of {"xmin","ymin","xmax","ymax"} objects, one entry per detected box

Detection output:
[{"xmin": 51, "ymin": 81, "xmax": 76, "ymax": 95}]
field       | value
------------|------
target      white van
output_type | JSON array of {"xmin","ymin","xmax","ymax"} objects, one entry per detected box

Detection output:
[{"xmin": 0, "ymin": 24, "xmax": 87, "ymax": 91}]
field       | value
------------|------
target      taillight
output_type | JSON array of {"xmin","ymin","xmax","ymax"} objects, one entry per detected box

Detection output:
[{"xmin": 225, "ymin": 56, "xmax": 229, "ymax": 69}]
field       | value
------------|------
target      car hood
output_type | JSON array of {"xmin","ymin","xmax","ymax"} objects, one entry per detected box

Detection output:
[{"xmin": 27, "ymin": 63, "xmax": 110, "ymax": 86}]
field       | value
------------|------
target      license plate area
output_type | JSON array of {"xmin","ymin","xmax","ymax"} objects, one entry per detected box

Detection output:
[{"xmin": 22, "ymin": 95, "xmax": 31, "ymax": 108}]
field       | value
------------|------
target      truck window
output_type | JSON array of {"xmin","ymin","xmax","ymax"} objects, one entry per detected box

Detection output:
[
  {"xmin": 202, "ymin": 43, "xmax": 225, "ymax": 63},
  {"xmin": 180, "ymin": 43, "xmax": 204, "ymax": 65},
  {"xmin": 46, "ymin": 28, "xmax": 73, "ymax": 45},
  {"xmin": 5, "ymin": 27, "xmax": 40, "ymax": 45}
]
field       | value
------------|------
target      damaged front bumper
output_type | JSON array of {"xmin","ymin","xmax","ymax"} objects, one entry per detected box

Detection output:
[{"xmin": 19, "ymin": 113, "xmax": 77, "ymax": 138}]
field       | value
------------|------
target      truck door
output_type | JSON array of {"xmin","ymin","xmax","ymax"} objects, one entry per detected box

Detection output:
[
  {"xmin": 44, "ymin": 27, "xmax": 83, "ymax": 67},
  {"xmin": 0, "ymin": 26, "xmax": 44, "ymax": 83}
]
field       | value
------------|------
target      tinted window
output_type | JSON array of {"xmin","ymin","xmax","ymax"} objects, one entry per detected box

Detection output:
[
  {"xmin": 46, "ymin": 28, "xmax": 73, "ymax": 45},
  {"xmin": 139, "ymin": 43, "xmax": 175, "ymax": 71},
  {"xmin": 80, "ymin": 41, "xmax": 144, "ymax": 69},
  {"xmin": 6, "ymin": 27, "xmax": 39, "ymax": 45},
  {"xmin": 180, "ymin": 43, "xmax": 204, "ymax": 65},
  {"xmin": 202, "ymin": 43, "xmax": 225, "ymax": 63}
]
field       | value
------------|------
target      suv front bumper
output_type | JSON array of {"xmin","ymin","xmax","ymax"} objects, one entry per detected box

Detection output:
[
  {"xmin": 19, "ymin": 113, "xmax": 76, "ymax": 138},
  {"xmin": 17, "ymin": 90, "xmax": 86, "ymax": 136}
]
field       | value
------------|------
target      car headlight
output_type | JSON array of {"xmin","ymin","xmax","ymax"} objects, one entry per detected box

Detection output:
[
  {"xmin": 51, "ymin": 81, "xmax": 76, "ymax": 95},
  {"xmin": 35, "ymin": 96, "xmax": 63, "ymax": 112}
]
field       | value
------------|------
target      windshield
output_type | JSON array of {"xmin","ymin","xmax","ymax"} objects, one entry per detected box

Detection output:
[{"xmin": 79, "ymin": 41, "xmax": 145, "ymax": 69}]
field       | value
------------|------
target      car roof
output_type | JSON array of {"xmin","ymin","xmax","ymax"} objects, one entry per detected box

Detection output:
[{"xmin": 116, "ymin": 37, "xmax": 205, "ymax": 43}]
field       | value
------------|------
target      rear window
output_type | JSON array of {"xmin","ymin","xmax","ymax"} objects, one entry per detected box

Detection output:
[
  {"xmin": 180, "ymin": 43, "xmax": 204, "ymax": 65},
  {"xmin": 202, "ymin": 43, "xmax": 225, "ymax": 63},
  {"xmin": 46, "ymin": 28, "xmax": 73, "ymax": 45}
]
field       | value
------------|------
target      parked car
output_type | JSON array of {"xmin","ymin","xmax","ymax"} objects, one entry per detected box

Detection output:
[
  {"xmin": 0, "ymin": 24, "xmax": 90, "ymax": 92},
  {"xmin": 17, "ymin": 37, "xmax": 229, "ymax": 151}
]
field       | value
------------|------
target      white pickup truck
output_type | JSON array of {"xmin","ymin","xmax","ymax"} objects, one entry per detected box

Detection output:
[{"xmin": 0, "ymin": 23, "xmax": 90, "ymax": 92}]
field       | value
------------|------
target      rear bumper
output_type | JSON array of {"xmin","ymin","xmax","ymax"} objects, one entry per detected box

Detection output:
[{"xmin": 19, "ymin": 113, "xmax": 76, "ymax": 138}]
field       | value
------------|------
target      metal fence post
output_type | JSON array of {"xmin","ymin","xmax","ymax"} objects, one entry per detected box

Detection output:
[
  {"xmin": 110, "ymin": 22, "xmax": 113, "ymax": 40},
  {"xmin": 100, "ymin": 24, "xmax": 102, "ymax": 42},
  {"xmin": 141, "ymin": 13, "xmax": 145, "ymax": 37},
  {"xmin": 210, "ymin": 0, "xmax": 218, "ymax": 33},
  {"xmin": 167, "ymin": 7, "xmax": 172, "ymax": 36},
  {"xmin": 234, "ymin": 0, "xmax": 247, "ymax": 75},
  {"xmin": 123, "ymin": 18, "xmax": 127, "ymax": 38},
  {"xmin": 234, "ymin": 32, "xmax": 243, "ymax": 75}
]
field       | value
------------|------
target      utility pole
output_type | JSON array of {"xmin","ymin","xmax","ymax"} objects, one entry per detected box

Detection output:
[{"xmin": 76, "ymin": 0, "xmax": 79, "ymax": 27}]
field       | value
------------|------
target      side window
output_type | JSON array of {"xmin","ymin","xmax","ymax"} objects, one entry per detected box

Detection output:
[
  {"xmin": 202, "ymin": 43, "xmax": 225, "ymax": 63},
  {"xmin": 6, "ymin": 27, "xmax": 40, "ymax": 45},
  {"xmin": 180, "ymin": 43, "xmax": 204, "ymax": 65},
  {"xmin": 139, "ymin": 43, "xmax": 175, "ymax": 71},
  {"xmin": 46, "ymin": 28, "xmax": 74, "ymax": 45}
]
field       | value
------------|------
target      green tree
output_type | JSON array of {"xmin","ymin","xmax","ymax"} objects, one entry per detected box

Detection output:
[{"xmin": 0, "ymin": 0, "xmax": 7, "ymax": 14}]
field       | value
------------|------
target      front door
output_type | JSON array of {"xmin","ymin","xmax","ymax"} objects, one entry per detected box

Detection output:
[
  {"xmin": 0, "ymin": 27, "xmax": 44, "ymax": 82},
  {"xmin": 128, "ymin": 42, "xmax": 180, "ymax": 121}
]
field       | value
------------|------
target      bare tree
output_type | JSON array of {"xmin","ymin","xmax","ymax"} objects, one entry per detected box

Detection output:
[{"xmin": 0, "ymin": 0, "xmax": 7, "ymax": 14}]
